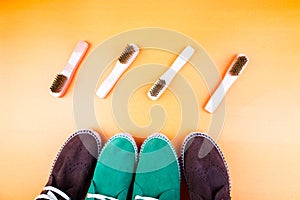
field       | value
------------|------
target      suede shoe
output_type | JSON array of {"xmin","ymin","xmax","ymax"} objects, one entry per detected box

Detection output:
[
  {"xmin": 35, "ymin": 129, "xmax": 101, "ymax": 200},
  {"xmin": 86, "ymin": 133, "xmax": 138, "ymax": 200},
  {"xmin": 132, "ymin": 133, "xmax": 180, "ymax": 200},
  {"xmin": 182, "ymin": 132, "xmax": 231, "ymax": 200}
]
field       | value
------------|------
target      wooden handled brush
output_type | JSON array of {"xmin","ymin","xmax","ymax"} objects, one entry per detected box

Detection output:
[{"xmin": 50, "ymin": 40, "xmax": 89, "ymax": 98}]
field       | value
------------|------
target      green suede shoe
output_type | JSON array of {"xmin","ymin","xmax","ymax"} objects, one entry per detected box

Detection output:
[
  {"xmin": 86, "ymin": 133, "xmax": 138, "ymax": 200},
  {"xmin": 132, "ymin": 133, "xmax": 180, "ymax": 200}
]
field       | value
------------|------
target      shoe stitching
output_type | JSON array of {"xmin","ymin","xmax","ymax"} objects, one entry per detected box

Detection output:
[{"xmin": 99, "ymin": 133, "xmax": 138, "ymax": 162}]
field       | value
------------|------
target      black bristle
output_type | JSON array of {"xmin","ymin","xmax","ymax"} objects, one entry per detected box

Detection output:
[
  {"xmin": 229, "ymin": 56, "xmax": 248, "ymax": 76},
  {"xmin": 50, "ymin": 74, "xmax": 67, "ymax": 93},
  {"xmin": 149, "ymin": 79, "xmax": 166, "ymax": 97},
  {"xmin": 118, "ymin": 44, "xmax": 136, "ymax": 64}
]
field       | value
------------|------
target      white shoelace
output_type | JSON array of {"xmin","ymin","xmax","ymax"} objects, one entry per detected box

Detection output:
[
  {"xmin": 35, "ymin": 188, "xmax": 158, "ymax": 200},
  {"xmin": 85, "ymin": 194, "xmax": 158, "ymax": 200},
  {"xmin": 134, "ymin": 195, "xmax": 158, "ymax": 200},
  {"xmin": 34, "ymin": 186, "xmax": 70, "ymax": 200},
  {"xmin": 86, "ymin": 193, "xmax": 118, "ymax": 200}
]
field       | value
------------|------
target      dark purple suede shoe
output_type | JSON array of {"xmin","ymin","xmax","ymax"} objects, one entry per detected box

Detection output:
[
  {"xmin": 35, "ymin": 129, "xmax": 101, "ymax": 200},
  {"xmin": 182, "ymin": 132, "xmax": 231, "ymax": 200}
]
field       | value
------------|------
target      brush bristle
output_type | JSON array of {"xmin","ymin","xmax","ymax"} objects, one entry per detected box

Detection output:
[
  {"xmin": 50, "ymin": 74, "xmax": 67, "ymax": 93},
  {"xmin": 118, "ymin": 44, "xmax": 136, "ymax": 64},
  {"xmin": 229, "ymin": 55, "xmax": 248, "ymax": 76},
  {"xmin": 149, "ymin": 79, "xmax": 166, "ymax": 97}
]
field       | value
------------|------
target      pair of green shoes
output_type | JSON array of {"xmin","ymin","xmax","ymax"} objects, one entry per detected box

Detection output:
[{"xmin": 86, "ymin": 133, "xmax": 180, "ymax": 200}]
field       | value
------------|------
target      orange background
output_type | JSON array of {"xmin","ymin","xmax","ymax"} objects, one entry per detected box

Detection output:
[{"xmin": 1, "ymin": 0, "xmax": 300, "ymax": 199}]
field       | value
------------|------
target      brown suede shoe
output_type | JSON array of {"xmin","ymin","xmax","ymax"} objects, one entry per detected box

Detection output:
[
  {"xmin": 35, "ymin": 129, "xmax": 101, "ymax": 200},
  {"xmin": 181, "ymin": 132, "xmax": 231, "ymax": 200}
]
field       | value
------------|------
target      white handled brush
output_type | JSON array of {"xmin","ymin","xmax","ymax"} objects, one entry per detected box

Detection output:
[
  {"xmin": 147, "ymin": 45, "xmax": 195, "ymax": 101},
  {"xmin": 96, "ymin": 43, "xmax": 139, "ymax": 98},
  {"xmin": 205, "ymin": 54, "xmax": 249, "ymax": 113}
]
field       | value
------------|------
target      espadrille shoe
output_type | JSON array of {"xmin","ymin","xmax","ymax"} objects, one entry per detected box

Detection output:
[
  {"xmin": 35, "ymin": 129, "xmax": 101, "ymax": 200},
  {"xmin": 86, "ymin": 133, "xmax": 138, "ymax": 200},
  {"xmin": 182, "ymin": 132, "xmax": 231, "ymax": 200},
  {"xmin": 132, "ymin": 133, "xmax": 180, "ymax": 200}
]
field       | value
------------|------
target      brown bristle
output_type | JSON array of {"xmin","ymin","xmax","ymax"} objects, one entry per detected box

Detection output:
[
  {"xmin": 50, "ymin": 74, "xmax": 67, "ymax": 93},
  {"xmin": 149, "ymin": 79, "xmax": 166, "ymax": 97},
  {"xmin": 229, "ymin": 56, "xmax": 248, "ymax": 76},
  {"xmin": 118, "ymin": 44, "xmax": 136, "ymax": 64}
]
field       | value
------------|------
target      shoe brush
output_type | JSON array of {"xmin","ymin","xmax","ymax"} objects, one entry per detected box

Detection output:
[
  {"xmin": 50, "ymin": 40, "xmax": 89, "ymax": 98},
  {"xmin": 96, "ymin": 43, "xmax": 139, "ymax": 98},
  {"xmin": 204, "ymin": 54, "xmax": 249, "ymax": 113},
  {"xmin": 148, "ymin": 45, "xmax": 195, "ymax": 101}
]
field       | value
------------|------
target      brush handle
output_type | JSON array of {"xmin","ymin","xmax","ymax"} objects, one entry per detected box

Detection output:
[
  {"xmin": 96, "ymin": 62, "xmax": 128, "ymax": 98},
  {"xmin": 61, "ymin": 41, "xmax": 89, "ymax": 77},
  {"xmin": 170, "ymin": 45, "xmax": 195, "ymax": 73},
  {"xmin": 204, "ymin": 76, "xmax": 237, "ymax": 113},
  {"xmin": 161, "ymin": 45, "xmax": 195, "ymax": 83}
]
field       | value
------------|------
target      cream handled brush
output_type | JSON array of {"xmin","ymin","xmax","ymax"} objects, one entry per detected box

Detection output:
[
  {"xmin": 204, "ymin": 54, "xmax": 249, "ymax": 113},
  {"xmin": 96, "ymin": 43, "xmax": 139, "ymax": 98},
  {"xmin": 148, "ymin": 45, "xmax": 195, "ymax": 101}
]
